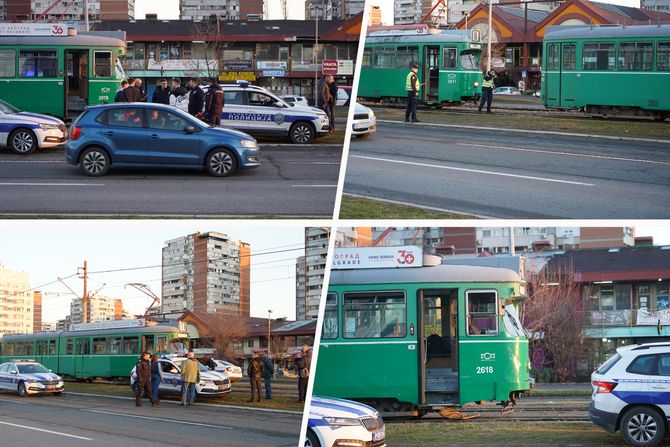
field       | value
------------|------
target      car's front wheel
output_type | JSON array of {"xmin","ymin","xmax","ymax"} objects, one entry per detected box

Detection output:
[
  {"xmin": 206, "ymin": 148, "xmax": 237, "ymax": 177},
  {"xmin": 80, "ymin": 147, "xmax": 110, "ymax": 176},
  {"xmin": 9, "ymin": 128, "xmax": 37, "ymax": 155},
  {"xmin": 621, "ymin": 406, "xmax": 665, "ymax": 447},
  {"xmin": 17, "ymin": 382, "xmax": 27, "ymax": 397},
  {"xmin": 290, "ymin": 122, "xmax": 315, "ymax": 144},
  {"xmin": 304, "ymin": 429, "xmax": 321, "ymax": 447}
]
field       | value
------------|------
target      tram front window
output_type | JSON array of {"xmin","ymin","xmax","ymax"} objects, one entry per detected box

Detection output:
[
  {"xmin": 466, "ymin": 290, "xmax": 498, "ymax": 336},
  {"xmin": 460, "ymin": 51, "xmax": 480, "ymax": 70}
]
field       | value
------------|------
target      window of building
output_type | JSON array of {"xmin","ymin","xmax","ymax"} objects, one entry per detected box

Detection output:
[
  {"xmin": 397, "ymin": 46, "xmax": 419, "ymax": 69},
  {"xmin": 615, "ymin": 284, "xmax": 632, "ymax": 310},
  {"xmin": 0, "ymin": 49, "xmax": 16, "ymax": 78},
  {"xmin": 19, "ymin": 50, "xmax": 57, "ymax": 78},
  {"xmin": 658, "ymin": 42, "xmax": 670, "ymax": 71},
  {"xmin": 466, "ymin": 290, "xmax": 498, "ymax": 336},
  {"xmin": 582, "ymin": 42, "xmax": 615, "ymax": 70},
  {"xmin": 657, "ymin": 282, "xmax": 669, "ymax": 310},
  {"xmin": 322, "ymin": 293, "xmax": 338, "ymax": 340},
  {"xmin": 373, "ymin": 46, "xmax": 395, "ymax": 69},
  {"xmin": 562, "ymin": 43, "xmax": 576, "ymax": 70},
  {"xmin": 343, "ymin": 291, "xmax": 407, "ymax": 339},
  {"xmin": 93, "ymin": 51, "xmax": 112, "ymax": 77},
  {"xmin": 256, "ymin": 43, "xmax": 280, "ymax": 60},
  {"xmin": 442, "ymin": 47, "xmax": 457, "ymax": 69},
  {"xmin": 618, "ymin": 42, "xmax": 653, "ymax": 71}
]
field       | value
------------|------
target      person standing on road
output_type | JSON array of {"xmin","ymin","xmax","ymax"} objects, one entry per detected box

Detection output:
[
  {"xmin": 188, "ymin": 78, "xmax": 205, "ymax": 117},
  {"xmin": 152, "ymin": 79, "xmax": 171, "ymax": 105},
  {"xmin": 135, "ymin": 78, "xmax": 148, "ymax": 102},
  {"xmin": 478, "ymin": 69, "xmax": 496, "ymax": 114},
  {"xmin": 247, "ymin": 354, "xmax": 264, "ymax": 403},
  {"xmin": 296, "ymin": 344, "xmax": 311, "ymax": 403},
  {"xmin": 262, "ymin": 352, "xmax": 274, "ymax": 400},
  {"xmin": 150, "ymin": 355, "xmax": 161, "ymax": 406},
  {"xmin": 316, "ymin": 75, "xmax": 334, "ymax": 130},
  {"xmin": 204, "ymin": 80, "xmax": 224, "ymax": 126},
  {"xmin": 169, "ymin": 78, "xmax": 189, "ymax": 112},
  {"xmin": 328, "ymin": 77, "xmax": 338, "ymax": 132},
  {"xmin": 115, "ymin": 80, "xmax": 128, "ymax": 102},
  {"xmin": 135, "ymin": 352, "xmax": 157, "ymax": 407},
  {"xmin": 124, "ymin": 78, "xmax": 142, "ymax": 103},
  {"xmin": 405, "ymin": 64, "xmax": 420, "ymax": 123},
  {"xmin": 180, "ymin": 351, "xmax": 200, "ymax": 406}
]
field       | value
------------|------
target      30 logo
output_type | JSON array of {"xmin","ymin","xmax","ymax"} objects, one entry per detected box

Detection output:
[{"xmin": 396, "ymin": 249, "xmax": 415, "ymax": 265}]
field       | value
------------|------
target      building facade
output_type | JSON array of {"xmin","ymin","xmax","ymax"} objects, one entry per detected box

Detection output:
[
  {"xmin": 0, "ymin": 267, "xmax": 33, "ymax": 335},
  {"xmin": 161, "ymin": 231, "xmax": 250, "ymax": 317},
  {"xmin": 295, "ymin": 255, "xmax": 306, "ymax": 321},
  {"xmin": 641, "ymin": 0, "xmax": 670, "ymax": 12},
  {"xmin": 69, "ymin": 296, "xmax": 126, "ymax": 324},
  {"xmin": 180, "ymin": 0, "xmax": 245, "ymax": 21},
  {"xmin": 303, "ymin": 227, "xmax": 329, "ymax": 320},
  {"xmin": 1, "ymin": 0, "xmax": 134, "ymax": 21}
]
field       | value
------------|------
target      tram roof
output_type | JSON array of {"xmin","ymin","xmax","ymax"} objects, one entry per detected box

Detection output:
[
  {"xmin": 330, "ymin": 263, "xmax": 521, "ymax": 285},
  {"xmin": 0, "ymin": 34, "xmax": 125, "ymax": 47},
  {"xmin": 366, "ymin": 30, "xmax": 473, "ymax": 45},
  {"xmin": 1, "ymin": 325, "xmax": 180, "ymax": 341},
  {"xmin": 544, "ymin": 24, "xmax": 670, "ymax": 40}
]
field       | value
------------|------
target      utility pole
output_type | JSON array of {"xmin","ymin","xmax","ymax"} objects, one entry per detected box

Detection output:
[
  {"xmin": 314, "ymin": 2, "xmax": 320, "ymax": 106},
  {"xmin": 267, "ymin": 309, "xmax": 273, "ymax": 355},
  {"xmin": 79, "ymin": 261, "xmax": 88, "ymax": 323},
  {"xmin": 487, "ymin": 0, "xmax": 493, "ymax": 72}
]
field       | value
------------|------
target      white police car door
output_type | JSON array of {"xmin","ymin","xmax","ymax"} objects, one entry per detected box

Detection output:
[
  {"xmin": 242, "ymin": 91, "xmax": 288, "ymax": 135},
  {"xmin": 0, "ymin": 363, "xmax": 12, "ymax": 390},
  {"xmin": 159, "ymin": 360, "xmax": 182, "ymax": 394},
  {"xmin": 221, "ymin": 90, "xmax": 251, "ymax": 131}
]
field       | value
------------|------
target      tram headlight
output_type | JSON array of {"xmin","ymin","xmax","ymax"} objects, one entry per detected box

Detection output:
[
  {"xmin": 473, "ymin": 81, "xmax": 480, "ymax": 88},
  {"xmin": 324, "ymin": 417, "xmax": 362, "ymax": 427}
]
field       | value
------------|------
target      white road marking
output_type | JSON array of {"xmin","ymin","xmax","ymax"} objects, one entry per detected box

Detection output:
[
  {"xmin": 350, "ymin": 155, "xmax": 595, "ymax": 186},
  {"xmin": 0, "ymin": 160, "xmax": 62, "ymax": 163},
  {"xmin": 288, "ymin": 162, "xmax": 340, "ymax": 165},
  {"xmin": 291, "ymin": 184, "xmax": 338, "ymax": 187},
  {"xmin": 0, "ymin": 420, "xmax": 93, "ymax": 440},
  {"xmin": 456, "ymin": 142, "xmax": 670, "ymax": 166},
  {"xmin": 82, "ymin": 409, "xmax": 234, "ymax": 429},
  {"xmin": 0, "ymin": 182, "xmax": 104, "ymax": 186}
]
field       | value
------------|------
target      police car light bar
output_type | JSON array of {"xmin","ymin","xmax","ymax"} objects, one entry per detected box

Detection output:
[{"xmin": 236, "ymin": 80, "xmax": 250, "ymax": 88}]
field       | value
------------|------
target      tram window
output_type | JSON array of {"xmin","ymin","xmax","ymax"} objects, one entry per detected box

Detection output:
[
  {"xmin": 109, "ymin": 337, "xmax": 121, "ymax": 354},
  {"xmin": 93, "ymin": 337, "xmax": 107, "ymax": 354},
  {"xmin": 93, "ymin": 51, "xmax": 112, "ymax": 77},
  {"xmin": 562, "ymin": 44, "xmax": 576, "ymax": 70},
  {"xmin": 66, "ymin": 339, "xmax": 73, "ymax": 355},
  {"xmin": 442, "ymin": 48, "xmax": 457, "ymax": 70},
  {"xmin": 547, "ymin": 44, "xmax": 559, "ymax": 70},
  {"xmin": 0, "ymin": 49, "xmax": 16, "ymax": 78},
  {"xmin": 582, "ymin": 43, "xmax": 615, "ymax": 71},
  {"xmin": 627, "ymin": 354, "xmax": 658, "ymax": 375},
  {"xmin": 373, "ymin": 47, "xmax": 396, "ymax": 69},
  {"xmin": 49, "ymin": 340, "xmax": 56, "ymax": 355},
  {"xmin": 75, "ymin": 339, "xmax": 90, "ymax": 355},
  {"xmin": 466, "ymin": 290, "xmax": 498, "ymax": 336},
  {"xmin": 143, "ymin": 335, "xmax": 155, "ymax": 354},
  {"xmin": 19, "ymin": 50, "xmax": 57, "ymax": 78},
  {"xmin": 658, "ymin": 42, "xmax": 670, "ymax": 71},
  {"xmin": 397, "ymin": 46, "xmax": 419, "ymax": 69},
  {"xmin": 618, "ymin": 42, "xmax": 653, "ymax": 71},
  {"xmin": 343, "ymin": 291, "xmax": 407, "ymax": 339},
  {"xmin": 5, "ymin": 343, "xmax": 13, "ymax": 355},
  {"xmin": 155, "ymin": 336, "xmax": 168, "ymax": 354},
  {"xmin": 322, "ymin": 293, "xmax": 338, "ymax": 340},
  {"xmin": 123, "ymin": 336, "xmax": 139, "ymax": 355},
  {"xmin": 460, "ymin": 50, "xmax": 480, "ymax": 70},
  {"xmin": 362, "ymin": 48, "xmax": 372, "ymax": 67}
]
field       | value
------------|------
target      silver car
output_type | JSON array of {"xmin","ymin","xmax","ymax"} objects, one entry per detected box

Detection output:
[{"xmin": 0, "ymin": 360, "xmax": 64, "ymax": 397}]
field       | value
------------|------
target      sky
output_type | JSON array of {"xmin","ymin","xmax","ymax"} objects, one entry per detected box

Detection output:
[
  {"xmin": 0, "ymin": 221, "xmax": 310, "ymax": 323},
  {"xmin": 135, "ymin": 0, "xmax": 308, "ymax": 20}
]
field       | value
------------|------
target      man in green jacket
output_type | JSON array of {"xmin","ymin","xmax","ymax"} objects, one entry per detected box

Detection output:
[{"xmin": 181, "ymin": 352, "xmax": 200, "ymax": 406}]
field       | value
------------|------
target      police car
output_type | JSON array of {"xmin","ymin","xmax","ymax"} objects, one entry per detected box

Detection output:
[
  {"xmin": 130, "ymin": 356, "xmax": 231, "ymax": 397},
  {"xmin": 0, "ymin": 99, "xmax": 67, "ymax": 154},
  {"xmin": 351, "ymin": 103, "xmax": 376, "ymax": 139},
  {"xmin": 590, "ymin": 343, "xmax": 670, "ymax": 446},
  {"xmin": 0, "ymin": 360, "xmax": 64, "ymax": 397},
  {"xmin": 306, "ymin": 396, "xmax": 386, "ymax": 447},
  {"xmin": 214, "ymin": 81, "xmax": 330, "ymax": 144}
]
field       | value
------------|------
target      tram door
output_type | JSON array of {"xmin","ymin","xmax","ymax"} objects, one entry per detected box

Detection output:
[
  {"xmin": 422, "ymin": 46, "xmax": 441, "ymax": 102},
  {"xmin": 65, "ymin": 50, "xmax": 89, "ymax": 117},
  {"xmin": 419, "ymin": 289, "xmax": 459, "ymax": 405},
  {"xmin": 74, "ymin": 337, "xmax": 90, "ymax": 378}
]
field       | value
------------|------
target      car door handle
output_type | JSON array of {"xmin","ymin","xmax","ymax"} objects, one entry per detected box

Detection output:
[
  {"xmin": 150, "ymin": 134, "xmax": 159, "ymax": 139},
  {"xmin": 104, "ymin": 131, "xmax": 114, "ymax": 136}
]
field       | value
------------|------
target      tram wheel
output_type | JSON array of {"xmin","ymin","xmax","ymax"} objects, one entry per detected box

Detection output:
[{"xmin": 621, "ymin": 406, "xmax": 665, "ymax": 447}]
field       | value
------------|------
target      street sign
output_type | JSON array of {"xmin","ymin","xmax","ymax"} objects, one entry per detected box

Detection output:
[
  {"xmin": 219, "ymin": 71, "xmax": 256, "ymax": 81},
  {"xmin": 262, "ymin": 70, "xmax": 285, "ymax": 77},
  {"xmin": 337, "ymin": 60, "xmax": 354, "ymax": 75},
  {"xmin": 322, "ymin": 60, "xmax": 338, "ymax": 75}
]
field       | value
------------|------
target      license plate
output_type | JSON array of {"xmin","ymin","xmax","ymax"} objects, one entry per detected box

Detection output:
[
  {"xmin": 46, "ymin": 385, "xmax": 60, "ymax": 390},
  {"xmin": 217, "ymin": 385, "xmax": 228, "ymax": 391},
  {"xmin": 372, "ymin": 430, "xmax": 385, "ymax": 442},
  {"xmin": 353, "ymin": 123, "xmax": 366, "ymax": 130}
]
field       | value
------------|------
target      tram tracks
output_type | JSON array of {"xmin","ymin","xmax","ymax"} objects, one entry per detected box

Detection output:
[{"xmin": 385, "ymin": 405, "xmax": 590, "ymax": 424}]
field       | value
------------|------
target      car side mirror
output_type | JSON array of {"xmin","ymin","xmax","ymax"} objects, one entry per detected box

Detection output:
[
  {"xmin": 10, "ymin": 370, "xmax": 17, "ymax": 374},
  {"xmin": 184, "ymin": 125, "xmax": 196, "ymax": 134},
  {"xmin": 48, "ymin": 369, "xmax": 52, "ymax": 373}
]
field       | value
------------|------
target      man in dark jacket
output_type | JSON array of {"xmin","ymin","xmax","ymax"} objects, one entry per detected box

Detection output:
[
  {"xmin": 262, "ymin": 352, "xmax": 274, "ymax": 400},
  {"xmin": 135, "ymin": 352, "xmax": 157, "ymax": 407},
  {"xmin": 478, "ymin": 69, "xmax": 497, "ymax": 114},
  {"xmin": 114, "ymin": 80, "xmax": 128, "ymax": 102},
  {"xmin": 328, "ymin": 78, "xmax": 338, "ymax": 132},
  {"xmin": 136, "ymin": 78, "xmax": 148, "ymax": 102},
  {"xmin": 204, "ymin": 80, "xmax": 224, "ymax": 125},
  {"xmin": 405, "ymin": 64, "xmax": 420, "ymax": 123},
  {"xmin": 296, "ymin": 344, "xmax": 312, "ymax": 403},
  {"xmin": 152, "ymin": 79, "xmax": 171, "ymax": 105},
  {"xmin": 247, "ymin": 355, "xmax": 264, "ymax": 403},
  {"xmin": 316, "ymin": 75, "xmax": 334, "ymax": 131},
  {"xmin": 188, "ymin": 78, "xmax": 205, "ymax": 117},
  {"xmin": 124, "ymin": 78, "xmax": 142, "ymax": 102}
]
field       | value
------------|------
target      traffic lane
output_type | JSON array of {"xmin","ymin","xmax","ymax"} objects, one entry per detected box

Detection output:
[
  {"xmin": 0, "ymin": 392, "xmax": 301, "ymax": 447},
  {"xmin": 345, "ymin": 124, "xmax": 670, "ymax": 218},
  {"xmin": 0, "ymin": 146, "xmax": 341, "ymax": 216},
  {"xmin": 352, "ymin": 122, "xmax": 670, "ymax": 186}
]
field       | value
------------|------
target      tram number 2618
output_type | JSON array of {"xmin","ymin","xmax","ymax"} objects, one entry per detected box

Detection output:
[{"xmin": 476, "ymin": 366, "xmax": 494, "ymax": 374}]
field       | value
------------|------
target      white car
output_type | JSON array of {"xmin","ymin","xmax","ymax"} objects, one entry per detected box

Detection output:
[
  {"xmin": 200, "ymin": 358, "xmax": 243, "ymax": 383},
  {"xmin": 130, "ymin": 356, "xmax": 231, "ymax": 397},
  {"xmin": 0, "ymin": 99, "xmax": 67, "ymax": 154},
  {"xmin": 351, "ymin": 103, "xmax": 376, "ymax": 139},
  {"xmin": 306, "ymin": 396, "xmax": 386, "ymax": 447},
  {"xmin": 207, "ymin": 81, "xmax": 329, "ymax": 144},
  {"xmin": 0, "ymin": 360, "xmax": 64, "ymax": 397},
  {"xmin": 492, "ymin": 87, "xmax": 521, "ymax": 96},
  {"xmin": 280, "ymin": 95, "xmax": 309, "ymax": 107},
  {"xmin": 590, "ymin": 343, "xmax": 670, "ymax": 446}
]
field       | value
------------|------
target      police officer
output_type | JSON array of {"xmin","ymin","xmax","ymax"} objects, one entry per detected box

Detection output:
[
  {"xmin": 478, "ymin": 69, "xmax": 496, "ymax": 114},
  {"xmin": 405, "ymin": 64, "xmax": 420, "ymax": 123}
]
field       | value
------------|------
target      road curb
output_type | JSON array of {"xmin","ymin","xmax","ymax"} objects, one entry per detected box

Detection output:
[{"xmin": 377, "ymin": 119, "xmax": 670, "ymax": 144}]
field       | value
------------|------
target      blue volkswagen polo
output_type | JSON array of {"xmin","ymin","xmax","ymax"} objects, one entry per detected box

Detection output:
[{"xmin": 65, "ymin": 103, "xmax": 260, "ymax": 177}]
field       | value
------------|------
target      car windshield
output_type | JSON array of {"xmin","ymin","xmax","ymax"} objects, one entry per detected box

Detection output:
[
  {"xmin": 17, "ymin": 363, "xmax": 49, "ymax": 374},
  {"xmin": 0, "ymin": 99, "xmax": 20, "ymax": 114}
]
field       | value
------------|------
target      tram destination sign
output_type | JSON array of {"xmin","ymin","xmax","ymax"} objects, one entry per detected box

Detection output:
[
  {"xmin": 332, "ymin": 246, "xmax": 423, "ymax": 270},
  {"xmin": 0, "ymin": 23, "xmax": 70, "ymax": 37}
]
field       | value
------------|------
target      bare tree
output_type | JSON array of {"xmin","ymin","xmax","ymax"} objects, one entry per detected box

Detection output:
[
  {"xmin": 196, "ymin": 313, "xmax": 248, "ymax": 360},
  {"xmin": 190, "ymin": 22, "xmax": 222, "ymax": 80},
  {"xmin": 524, "ymin": 260, "xmax": 585, "ymax": 382}
]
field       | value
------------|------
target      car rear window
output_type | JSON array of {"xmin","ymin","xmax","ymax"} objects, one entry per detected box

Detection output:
[
  {"xmin": 596, "ymin": 353, "xmax": 622, "ymax": 375},
  {"xmin": 627, "ymin": 354, "xmax": 659, "ymax": 375}
]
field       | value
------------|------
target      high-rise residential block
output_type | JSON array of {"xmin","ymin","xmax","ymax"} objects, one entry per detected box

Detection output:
[
  {"xmin": 2, "ymin": 0, "xmax": 134, "ymax": 22},
  {"xmin": 303, "ymin": 227, "xmax": 329, "ymax": 320},
  {"xmin": 641, "ymin": 0, "xmax": 670, "ymax": 12},
  {"xmin": 69, "ymin": 296, "xmax": 127, "ymax": 324},
  {"xmin": 33, "ymin": 291, "xmax": 42, "ymax": 333},
  {"xmin": 0, "ymin": 267, "xmax": 34, "ymax": 335},
  {"xmin": 295, "ymin": 255, "xmax": 306, "ymax": 321}
]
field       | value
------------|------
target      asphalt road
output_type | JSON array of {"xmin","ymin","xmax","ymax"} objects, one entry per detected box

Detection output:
[
  {"xmin": 344, "ymin": 120, "xmax": 670, "ymax": 218},
  {"xmin": 0, "ymin": 145, "xmax": 341, "ymax": 217},
  {"xmin": 0, "ymin": 391, "xmax": 301, "ymax": 447}
]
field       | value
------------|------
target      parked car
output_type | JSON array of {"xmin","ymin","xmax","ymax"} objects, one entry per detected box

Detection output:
[
  {"xmin": 336, "ymin": 86, "xmax": 352, "ymax": 107},
  {"xmin": 0, "ymin": 99, "xmax": 67, "ymax": 155},
  {"xmin": 130, "ymin": 356, "xmax": 231, "ymax": 397},
  {"xmin": 65, "ymin": 103, "xmax": 260, "ymax": 177},
  {"xmin": 280, "ymin": 95, "xmax": 309, "ymax": 107},
  {"xmin": 351, "ymin": 103, "xmax": 376, "ymax": 139},
  {"xmin": 590, "ymin": 343, "xmax": 670, "ymax": 446},
  {"xmin": 199, "ymin": 358, "xmax": 243, "ymax": 382},
  {"xmin": 0, "ymin": 360, "xmax": 64, "ymax": 397},
  {"xmin": 493, "ymin": 87, "xmax": 521, "ymax": 95},
  {"xmin": 306, "ymin": 396, "xmax": 386, "ymax": 447}
]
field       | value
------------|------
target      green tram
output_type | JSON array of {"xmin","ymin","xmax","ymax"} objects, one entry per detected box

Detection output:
[
  {"xmin": 314, "ymin": 263, "xmax": 532, "ymax": 416},
  {"xmin": 359, "ymin": 29, "xmax": 483, "ymax": 105},
  {"xmin": 0, "ymin": 325, "xmax": 187, "ymax": 380},
  {"xmin": 0, "ymin": 31, "xmax": 126, "ymax": 119},
  {"xmin": 542, "ymin": 25, "xmax": 670, "ymax": 120}
]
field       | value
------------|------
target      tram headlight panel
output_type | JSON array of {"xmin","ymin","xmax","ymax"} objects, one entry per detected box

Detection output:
[
  {"xmin": 473, "ymin": 81, "xmax": 480, "ymax": 88},
  {"xmin": 324, "ymin": 417, "xmax": 363, "ymax": 428}
]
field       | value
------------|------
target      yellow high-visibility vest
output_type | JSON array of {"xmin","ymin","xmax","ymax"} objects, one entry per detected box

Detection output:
[
  {"xmin": 406, "ymin": 71, "xmax": 420, "ymax": 92},
  {"xmin": 481, "ymin": 76, "xmax": 495, "ymax": 89}
]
